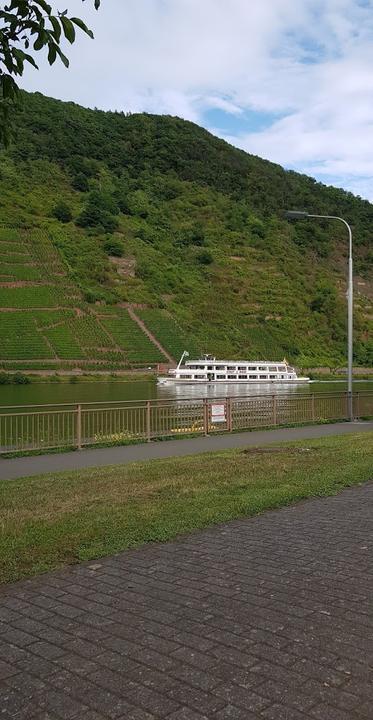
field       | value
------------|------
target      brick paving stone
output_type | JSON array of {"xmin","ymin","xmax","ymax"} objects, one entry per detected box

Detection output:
[
  {"xmin": 167, "ymin": 709, "xmax": 209, "ymax": 720},
  {"xmin": 1, "ymin": 481, "xmax": 373, "ymax": 718},
  {"xmin": 301, "ymin": 678, "xmax": 360, "ymax": 711},
  {"xmin": 0, "ymin": 658, "xmax": 19, "ymax": 679},
  {"xmin": 28, "ymin": 640, "xmax": 67, "ymax": 660},
  {"xmin": 214, "ymin": 707, "xmax": 257, "ymax": 720},
  {"xmin": 309, "ymin": 703, "xmax": 357, "ymax": 720},
  {"xmin": 121, "ymin": 711, "xmax": 156, "ymax": 720},
  {"xmin": 261, "ymin": 704, "xmax": 312, "ymax": 720},
  {"xmin": 169, "ymin": 663, "xmax": 223, "ymax": 691},
  {"xmin": 258, "ymin": 679, "xmax": 316, "ymax": 713},
  {"xmin": 212, "ymin": 681, "xmax": 271, "ymax": 713},
  {"xmin": 166, "ymin": 679, "xmax": 226, "ymax": 714}
]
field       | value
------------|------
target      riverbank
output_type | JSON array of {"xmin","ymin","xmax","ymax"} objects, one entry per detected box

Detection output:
[
  {"xmin": 0, "ymin": 371, "xmax": 156, "ymax": 384},
  {"xmin": 1, "ymin": 430, "xmax": 372, "ymax": 584}
]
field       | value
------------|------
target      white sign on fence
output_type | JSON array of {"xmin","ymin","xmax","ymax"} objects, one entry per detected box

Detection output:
[{"xmin": 211, "ymin": 403, "xmax": 226, "ymax": 423}]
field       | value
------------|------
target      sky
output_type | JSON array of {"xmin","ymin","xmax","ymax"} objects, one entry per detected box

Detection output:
[{"xmin": 21, "ymin": 0, "xmax": 373, "ymax": 200}]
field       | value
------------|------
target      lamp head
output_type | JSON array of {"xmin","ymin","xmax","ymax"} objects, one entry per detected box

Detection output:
[{"xmin": 285, "ymin": 210, "xmax": 309, "ymax": 220}]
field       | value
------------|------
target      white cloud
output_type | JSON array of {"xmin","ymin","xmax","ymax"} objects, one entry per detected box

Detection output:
[{"xmin": 20, "ymin": 0, "xmax": 373, "ymax": 199}]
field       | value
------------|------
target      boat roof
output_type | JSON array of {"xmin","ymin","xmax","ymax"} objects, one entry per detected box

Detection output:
[{"xmin": 185, "ymin": 359, "xmax": 289, "ymax": 364}]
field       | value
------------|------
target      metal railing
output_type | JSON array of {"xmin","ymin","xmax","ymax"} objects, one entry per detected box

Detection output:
[{"xmin": 0, "ymin": 391, "xmax": 372, "ymax": 455}]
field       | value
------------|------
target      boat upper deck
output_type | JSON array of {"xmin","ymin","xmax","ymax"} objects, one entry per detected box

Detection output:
[{"xmin": 185, "ymin": 360, "xmax": 294, "ymax": 372}]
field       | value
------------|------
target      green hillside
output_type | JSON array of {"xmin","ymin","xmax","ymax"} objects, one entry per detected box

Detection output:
[{"xmin": 0, "ymin": 90, "xmax": 372, "ymax": 372}]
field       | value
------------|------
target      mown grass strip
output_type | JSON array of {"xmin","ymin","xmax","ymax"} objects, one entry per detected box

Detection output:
[{"xmin": 0, "ymin": 432, "xmax": 372, "ymax": 584}]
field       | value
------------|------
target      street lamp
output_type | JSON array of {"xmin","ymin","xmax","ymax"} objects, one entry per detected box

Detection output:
[{"xmin": 285, "ymin": 210, "xmax": 354, "ymax": 421}]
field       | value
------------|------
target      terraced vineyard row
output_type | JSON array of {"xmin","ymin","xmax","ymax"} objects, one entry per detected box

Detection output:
[
  {"xmin": 0, "ymin": 226, "xmax": 197, "ymax": 370},
  {"xmin": 137, "ymin": 309, "xmax": 201, "ymax": 360},
  {"xmin": 97, "ymin": 307, "xmax": 166, "ymax": 364}
]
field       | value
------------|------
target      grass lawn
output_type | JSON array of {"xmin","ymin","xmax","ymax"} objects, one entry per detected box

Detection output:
[{"xmin": 0, "ymin": 432, "xmax": 372, "ymax": 584}]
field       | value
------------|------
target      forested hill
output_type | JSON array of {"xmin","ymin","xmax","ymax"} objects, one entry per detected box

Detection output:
[{"xmin": 0, "ymin": 90, "xmax": 371, "ymax": 371}]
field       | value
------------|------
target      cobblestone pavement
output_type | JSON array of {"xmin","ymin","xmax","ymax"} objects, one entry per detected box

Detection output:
[{"xmin": 1, "ymin": 482, "xmax": 373, "ymax": 719}]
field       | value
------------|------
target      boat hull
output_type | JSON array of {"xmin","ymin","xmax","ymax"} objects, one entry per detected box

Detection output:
[{"xmin": 158, "ymin": 377, "xmax": 310, "ymax": 386}]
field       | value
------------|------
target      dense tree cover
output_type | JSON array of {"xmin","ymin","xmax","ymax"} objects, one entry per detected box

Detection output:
[
  {"xmin": 9, "ymin": 91, "xmax": 373, "ymax": 252},
  {"xmin": 0, "ymin": 90, "xmax": 372, "ymax": 367}
]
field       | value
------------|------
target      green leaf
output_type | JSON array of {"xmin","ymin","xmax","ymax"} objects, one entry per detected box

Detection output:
[
  {"xmin": 47, "ymin": 42, "xmax": 57, "ymax": 65},
  {"xmin": 34, "ymin": 0, "xmax": 52, "ymax": 13},
  {"xmin": 23, "ymin": 52, "xmax": 38, "ymax": 69},
  {"xmin": 49, "ymin": 15, "xmax": 61, "ymax": 42},
  {"xmin": 60, "ymin": 16, "xmax": 75, "ymax": 44},
  {"xmin": 70, "ymin": 17, "xmax": 94, "ymax": 39},
  {"xmin": 55, "ymin": 45, "xmax": 69, "ymax": 68},
  {"xmin": 1, "ymin": 73, "xmax": 19, "ymax": 100},
  {"xmin": 33, "ymin": 31, "xmax": 48, "ymax": 51}
]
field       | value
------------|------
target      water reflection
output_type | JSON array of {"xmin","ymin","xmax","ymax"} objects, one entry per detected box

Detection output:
[
  {"xmin": 158, "ymin": 381, "xmax": 311, "ymax": 401},
  {"xmin": 0, "ymin": 378, "xmax": 371, "ymax": 408}
]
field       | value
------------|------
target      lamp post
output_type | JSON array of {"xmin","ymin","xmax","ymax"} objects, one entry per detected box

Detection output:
[{"xmin": 285, "ymin": 210, "xmax": 354, "ymax": 421}]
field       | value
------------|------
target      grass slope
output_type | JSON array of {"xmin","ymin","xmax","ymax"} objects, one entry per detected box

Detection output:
[
  {"xmin": 0, "ymin": 432, "xmax": 372, "ymax": 583},
  {"xmin": 0, "ymin": 91, "xmax": 371, "ymax": 369}
]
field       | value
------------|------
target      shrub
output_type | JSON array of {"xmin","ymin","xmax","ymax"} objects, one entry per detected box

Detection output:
[
  {"xmin": 76, "ymin": 206, "xmax": 119, "ymax": 233},
  {"xmin": 103, "ymin": 237, "xmax": 124, "ymax": 257},
  {"xmin": 176, "ymin": 225, "xmax": 205, "ymax": 247},
  {"xmin": 249, "ymin": 217, "xmax": 266, "ymax": 238},
  {"xmin": 71, "ymin": 173, "xmax": 89, "ymax": 192},
  {"xmin": 52, "ymin": 201, "xmax": 72, "ymax": 223},
  {"xmin": 12, "ymin": 372, "xmax": 31, "ymax": 384},
  {"xmin": 76, "ymin": 190, "xmax": 120, "ymax": 233},
  {"xmin": 0, "ymin": 372, "xmax": 30, "ymax": 384},
  {"xmin": 310, "ymin": 282, "xmax": 338, "ymax": 315},
  {"xmin": 196, "ymin": 250, "xmax": 213, "ymax": 265},
  {"xmin": 127, "ymin": 190, "xmax": 150, "ymax": 218}
]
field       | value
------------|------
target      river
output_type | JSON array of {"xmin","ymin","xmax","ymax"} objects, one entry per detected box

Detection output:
[{"xmin": 1, "ymin": 379, "xmax": 372, "ymax": 407}]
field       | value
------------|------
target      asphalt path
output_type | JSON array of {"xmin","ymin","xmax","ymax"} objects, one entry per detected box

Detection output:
[{"xmin": 0, "ymin": 420, "xmax": 372, "ymax": 480}]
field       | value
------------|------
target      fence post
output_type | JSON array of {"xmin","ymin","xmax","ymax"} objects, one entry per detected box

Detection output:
[
  {"xmin": 146, "ymin": 401, "xmax": 151, "ymax": 442},
  {"xmin": 203, "ymin": 398, "xmax": 209, "ymax": 436},
  {"xmin": 76, "ymin": 404, "xmax": 82, "ymax": 450},
  {"xmin": 272, "ymin": 394, "xmax": 277, "ymax": 426},
  {"xmin": 355, "ymin": 392, "xmax": 360, "ymax": 419},
  {"xmin": 311, "ymin": 394, "xmax": 315, "ymax": 422},
  {"xmin": 226, "ymin": 397, "xmax": 233, "ymax": 432}
]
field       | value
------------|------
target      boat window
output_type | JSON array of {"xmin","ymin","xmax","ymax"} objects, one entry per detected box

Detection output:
[
  {"xmin": 269, "ymin": 375, "xmax": 276, "ymax": 379},
  {"xmin": 183, "ymin": 375, "xmax": 192, "ymax": 379},
  {"xmin": 238, "ymin": 366, "xmax": 246, "ymax": 371},
  {"xmin": 240, "ymin": 375, "xmax": 247, "ymax": 380},
  {"xmin": 249, "ymin": 374, "xmax": 257, "ymax": 379},
  {"xmin": 216, "ymin": 374, "xmax": 226, "ymax": 378},
  {"xmin": 259, "ymin": 366, "xmax": 267, "ymax": 371},
  {"xmin": 228, "ymin": 375, "xmax": 236, "ymax": 379}
]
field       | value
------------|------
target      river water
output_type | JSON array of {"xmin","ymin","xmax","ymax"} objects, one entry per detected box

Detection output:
[{"xmin": 1, "ymin": 379, "xmax": 372, "ymax": 407}]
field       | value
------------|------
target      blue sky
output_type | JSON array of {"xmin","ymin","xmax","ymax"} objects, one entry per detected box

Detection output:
[{"xmin": 21, "ymin": 0, "xmax": 373, "ymax": 200}]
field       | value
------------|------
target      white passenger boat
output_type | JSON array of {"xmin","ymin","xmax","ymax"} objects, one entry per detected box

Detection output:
[{"xmin": 158, "ymin": 352, "xmax": 310, "ymax": 385}]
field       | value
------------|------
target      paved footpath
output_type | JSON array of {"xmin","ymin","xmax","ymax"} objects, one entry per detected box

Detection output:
[
  {"xmin": 1, "ymin": 420, "xmax": 372, "ymax": 480},
  {"xmin": 1, "ymin": 481, "xmax": 373, "ymax": 719}
]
